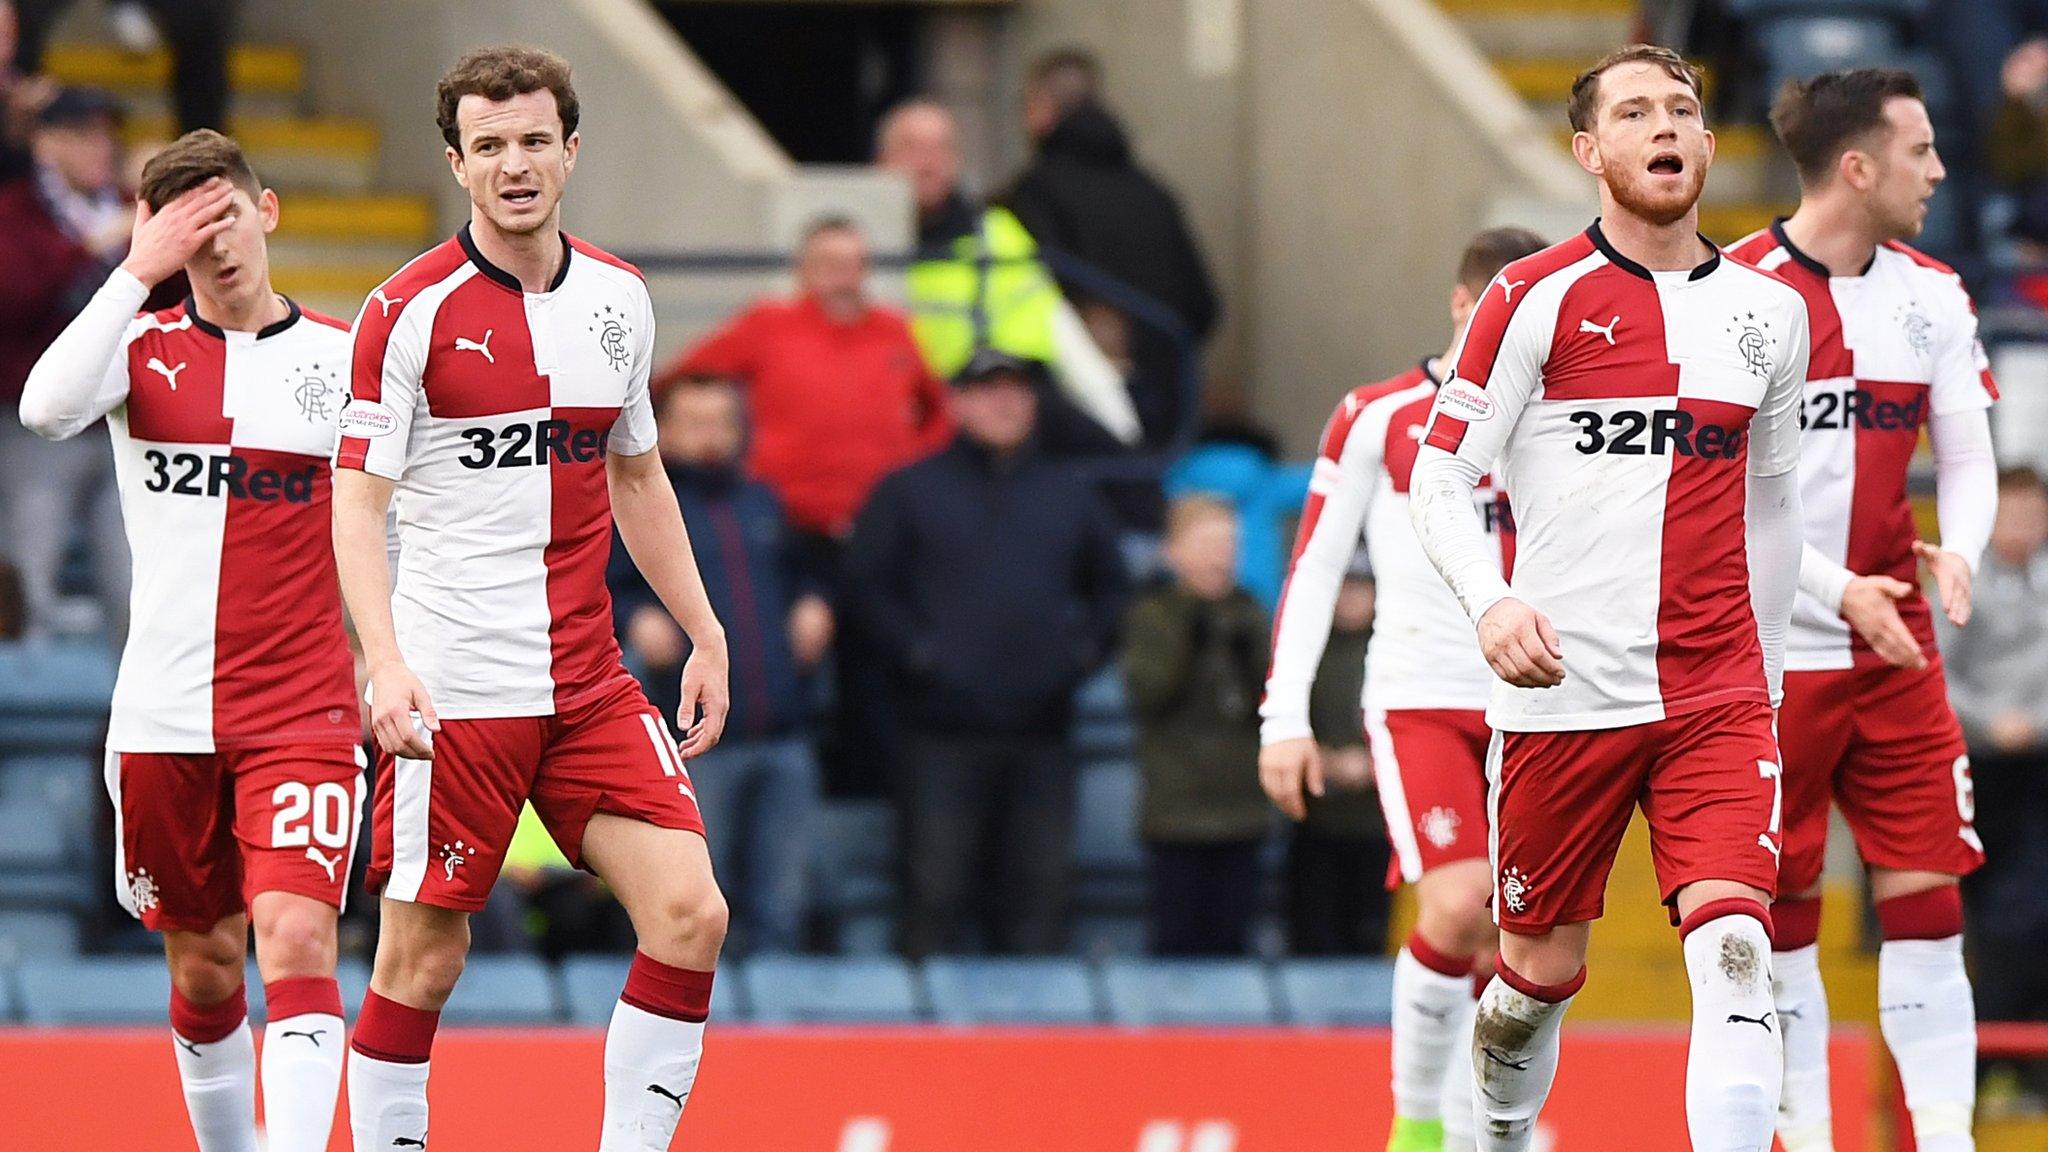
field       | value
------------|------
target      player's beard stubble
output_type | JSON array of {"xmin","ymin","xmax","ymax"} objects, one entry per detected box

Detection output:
[{"xmin": 1605, "ymin": 159, "xmax": 1709, "ymax": 229}]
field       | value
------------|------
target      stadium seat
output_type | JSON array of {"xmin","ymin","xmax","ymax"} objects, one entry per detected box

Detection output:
[
  {"xmin": 1071, "ymin": 914, "xmax": 1149, "ymax": 959},
  {"xmin": 559, "ymin": 954, "xmax": 747, "ymax": 1025},
  {"xmin": 835, "ymin": 912, "xmax": 897, "ymax": 956},
  {"xmin": 438, "ymin": 954, "xmax": 560, "ymax": 1024},
  {"xmin": 1073, "ymin": 760, "xmax": 1146, "ymax": 909},
  {"xmin": 0, "ymin": 909, "xmax": 81, "ymax": 959},
  {"xmin": 1275, "ymin": 958, "xmax": 1398, "ymax": 1026},
  {"xmin": 923, "ymin": 956, "xmax": 1101, "ymax": 1025},
  {"xmin": 1100, "ymin": 959, "xmax": 1279, "ymax": 1026},
  {"xmin": 0, "ymin": 643, "xmax": 117, "ymax": 751},
  {"xmin": 811, "ymin": 800, "xmax": 896, "ymax": 918},
  {"xmin": 743, "ymin": 954, "xmax": 923, "ymax": 1024},
  {"xmin": 0, "ymin": 963, "xmax": 18, "ymax": 1022},
  {"xmin": 0, "ymin": 801, "xmax": 68, "ymax": 870},
  {"xmin": 18, "ymin": 956, "xmax": 171, "ymax": 1025},
  {"xmin": 1071, "ymin": 669, "xmax": 1135, "ymax": 758},
  {"xmin": 1727, "ymin": 0, "xmax": 1925, "ymax": 18}
]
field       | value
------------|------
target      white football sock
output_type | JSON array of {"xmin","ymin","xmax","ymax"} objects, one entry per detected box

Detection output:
[
  {"xmin": 1472, "ymin": 975, "xmax": 1572, "ymax": 1152},
  {"xmin": 172, "ymin": 1018, "xmax": 259, "ymax": 1152},
  {"xmin": 1772, "ymin": 944, "xmax": 1835, "ymax": 1151},
  {"xmin": 262, "ymin": 1012, "xmax": 344, "ymax": 1151},
  {"xmin": 1440, "ymin": 985, "xmax": 1481, "ymax": 1151},
  {"xmin": 1683, "ymin": 911, "xmax": 1782, "ymax": 1152},
  {"xmin": 600, "ymin": 1000, "xmax": 707, "ymax": 1151},
  {"xmin": 1393, "ymin": 945, "xmax": 1475, "ymax": 1121},
  {"xmin": 1880, "ymin": 936, "xmax": 1976, "ymax": 1152},
  {"xmin": 347, "ymin": 1049, "xmax": 430, "ymax": 1151}
]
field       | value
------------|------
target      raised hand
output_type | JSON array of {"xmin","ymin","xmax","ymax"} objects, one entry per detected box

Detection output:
[
  {"xmin": 119, "ymin": 178, "xmax": 237, "ymax": 288},
  {"xmin": 1839, "ymin": 574, "xmax": 1926, "ymax": 669}
]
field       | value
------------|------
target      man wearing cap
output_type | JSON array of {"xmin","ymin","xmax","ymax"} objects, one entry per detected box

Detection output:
[
  {"xmin": 846, "ymin": 348, "xmax": 1129, "ymax": 957},
  {"xmin": 0, "ymin": 85, "xmax": 135, "ymax": 630}
]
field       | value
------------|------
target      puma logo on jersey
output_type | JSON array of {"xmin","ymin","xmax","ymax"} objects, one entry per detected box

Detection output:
[
  {"xmin": 305, "ymin": 846, "xmax": 342, "ymax": 883},
  {"xmin": 371, "ymin": 289, "xmax": 404, "ymax": 317},
  {"xmin": 1579, "ymin": 315, "xmax": 1621, "ymax": 346},
  {"xmin": 454, "ymin": 330, "xmax": 494, "ymax": 363},
  {"xmin": 146, "ymin": 358, "xmax": 187, "ymax": 390},
  {"xmin": 1497, "ymin": 277, "xmax": 1527, "ymax": 304}
]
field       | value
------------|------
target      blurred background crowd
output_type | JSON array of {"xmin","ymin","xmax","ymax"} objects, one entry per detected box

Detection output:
[{"xmin": 4, "ymin": 0, "xmax": 2048, "ymax": 1110}]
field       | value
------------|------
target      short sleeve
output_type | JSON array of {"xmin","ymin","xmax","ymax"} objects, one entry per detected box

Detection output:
[
  {"xmin": 1420, "ymin": 270, "xmax": 1548, "ymax": 473},
  {"xmin": 335, "ymin": 286, "xmax": 430, "ymax": 480},
  {"xmin": 1929, "ymin": 276, "xmax": 1998, "ymax": 417},
  {"xmin": 608, "ymin": 285, "xmax": 659, "ymax": 457}
]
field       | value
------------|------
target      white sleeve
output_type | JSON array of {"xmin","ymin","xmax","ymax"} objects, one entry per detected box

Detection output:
[
  {"xmin": 1797, "ymin": 542, "xmax": 1856, "ymax": 615},
  {"xmin": 1260, "ymin": 396, "xmax": 1384, "ymax": 745},
  {"xmin": 1929, "ymin": 407, "xmax": 1998, "ymax": 573},
  {"xmin": 1409, "ymin": 279, "xmax": 1545, "ymax": 623},
  {"xmin": 607, "ymin": 285, "xmax": 659, "ymax": 457},
  {"xmin": 336, "ymin": 289, "xmax": 429, "ymax": 480},
  {"xmin": 1746, "ymin": 299, "xmax": 1810, "ymax": 705},
  {"xmin": 17, "ymin": 268, "xmax": 147, "ymax": 441},
  {"xmin": 1928, "ymin": 275, "xmax": 1998, "ymax": 418}
]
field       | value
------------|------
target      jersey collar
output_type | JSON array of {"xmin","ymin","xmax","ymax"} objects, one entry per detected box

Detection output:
[
  {"xmin": 183, "ymin": 294, "xmax": 302, "ymax": 340},
  {"xmin": 1587, "ymin": 219, "xmax": 1720, "ymax": 282},
  {"xmin": 1769, "ymin": 216, "xmax": 1876, "ymax": 278},
  {"xmin": 459, "ymin": 222, "xmax": 574, "ymax": 294},
  {"xmin": 1420, "ymin": 356, "xmax": 1444, "ymax": 386}
]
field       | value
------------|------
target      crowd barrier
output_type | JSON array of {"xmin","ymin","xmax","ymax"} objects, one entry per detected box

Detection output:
[{"xmin": 1, "ymin": 1025, "xmax": 1875, "ymax": 1149}]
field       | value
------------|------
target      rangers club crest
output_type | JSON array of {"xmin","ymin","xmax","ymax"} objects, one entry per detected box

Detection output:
[
  {"xmin": 127, "ymin": 867, "xmax": 160, "ymax": 913},
  {"xmin": 1725, "ymin": 310, "xmax": 1779, "ymax": 379},
  {"xmin": 590, "ymin": 305, "xmax": 632, "ymax": 371},
  {"xmin": 1420, "ymin": 806, "xmax": 1462, "ymax": 850},
  {"xmin": 1500, "ymin": 865, "xmax": 1534, "ymax": 915},
  {"xmin": 438, "ymin": 839, "xmax": 477, "ymax": 882},
  {"xmin": 1897, "ymin": 302, "xmax": 1933, "ymax": 358},
  {"xmin": 293, "ymin": 363, "xmax": 335, "ymax": 424}
]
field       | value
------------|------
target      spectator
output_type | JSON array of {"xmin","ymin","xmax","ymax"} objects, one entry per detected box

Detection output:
[
  {"xmin": 1, "ymin": 86, "xmax": 132, "ymax": 632},
  {"xmin": 499, "ymin": 804, "xmax": 634, "ymax": 960},
  {"xmin": 0, "ymin": 2, "xmax": 54, "ymax": 183},
  {"xmin": 13, "ymin": 0, "xmax": 236, "ymax": 134},
  {"xmin": 1164, "ymin": 419, "xmax": 1314, "ymax": 611},
  {"xmin": 1286, "ymin": 566, "xmax": 1394, "ymax": 955},
  {"xmin": 608, "ymin": 376, "xmax": 826, "ymax": 954},
  {"xmin": 1006, "ymin": 47, "xmax": 1220, "ymax": 443},
  {"xmin": 1940, "ymin": 468, "xmax": 2048, "ymax": 1032},
  {"xmin": 1123, "ymin": 495, "xmax": 1271, "ymax": 955},
  {"xmin": 0, "ymin": 555, "xmax": 24, "ymax": 639},
  {"xmin": 661, "ymin": 216, "xmax": 950, "ymax": 553},
  {"xmin": 847, "ymin": 348, "xmax": 1128, "ymax": 957}
]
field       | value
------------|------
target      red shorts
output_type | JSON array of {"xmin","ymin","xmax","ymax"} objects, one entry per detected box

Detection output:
[
  {"xmin": 1776, "ymin": 659, "xmax": 1982, "ymax": 895},
  {"xmin": 366, "ymin": 679, "xmax": 704, "ymax": 912},
  {"xmin": 1366, "ymin": 706, "xmax": 1491, "ymax": 887},
  {"xmin": 1491, "ymin": 701, "xmax": 1783, "ymax": 935},
  {"xmin": 106, "ymin": 743, "xmax": 368, "ymax": 933}
]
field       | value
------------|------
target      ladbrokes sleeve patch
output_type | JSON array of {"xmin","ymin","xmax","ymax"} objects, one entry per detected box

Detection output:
[
  {"xmin": 338, "ymin": 400, "xmax": 398, "ymax": 438},
  {"xmin": 1436, "ymin": 378, "xmax": 1494, "ymax": 422}
]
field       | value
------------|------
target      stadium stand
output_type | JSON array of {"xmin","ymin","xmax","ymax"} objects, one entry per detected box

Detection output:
[
  {"xmin": 743, "ymin": 955, "xmax": 924, "ymax": 1025},
  {"xmin": 1099, "ymin": 959, "xmax": 1278, "ymax": 1027},
  {"xmin": 922, "ymin": 956, "xmax": 1102, "ymax": 1026},
  {"xmin": 561, "ymin": 953, "xmax": 749, "ymax": 1025},
  {"xmin": 437, "ymin": 955, "xmax": 562, "ymax": 1026},
  {"xmin": 17, "ymin": 955, "xmax": 171, "ymax": 1025},
  {"xmin": 1275, "ymin": 958, "xmax": 1400, "ymax": 1027}
]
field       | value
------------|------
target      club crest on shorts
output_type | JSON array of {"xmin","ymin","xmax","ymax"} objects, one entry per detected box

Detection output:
[
  {"xmin": 126, "ymin": 867, "xmax": 160, "ymax": 913},
  {"xmin": 1500, "ymin": 865, "xmax": 1534, "ymax": 915},
  {"xmin": 437, "ymin": 839, "xmax": 476, "ymax": 882},
  {"xmin": 1420, "ymin": 806, "xmax": 1462, "ymax": 850}
]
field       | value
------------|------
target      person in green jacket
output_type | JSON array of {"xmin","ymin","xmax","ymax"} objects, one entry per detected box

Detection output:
[{"xmin": 1123, "ymin": 495, "xmax": 1274, "ymax": 955}]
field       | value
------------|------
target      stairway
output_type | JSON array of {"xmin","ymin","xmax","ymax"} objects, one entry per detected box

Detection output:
[
  {"xmin": 1436, "ymin": 0, "xmax": 1793, "ymax": 245},
  {"xmin": 43, "ymin": 40, "xmax": 436, "ymax": 320}
]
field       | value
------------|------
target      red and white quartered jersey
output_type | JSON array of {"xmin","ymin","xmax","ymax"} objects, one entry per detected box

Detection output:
[
  {"xmin": 17, "ymin": 271, "xmax": 358, "ymax": 753},
  {"xmin": 336, "ymin": 226, "xmax": 657, "ymax": 719},
  {"xmin": 1727, "ymin": 223, "xmax": 1998, "ymax": 671},
  {"xmin": 1261, "ymin": 361, "xmax": 1512, "ymax": 743},
  {"xmin": 1413, "ymin": 223, "xmax": 1810, "ymax": 732}
]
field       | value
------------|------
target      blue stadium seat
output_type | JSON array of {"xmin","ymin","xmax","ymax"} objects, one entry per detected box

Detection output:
[
  {"xmin": 923, "ymin": 956, "xmax": 1100, "ymax": 1025},
  {"xmin": 0, "ymin": 870, "xmax": 95, "ymax": 910},
  {"xmin": 1073, "ymin": 760, "xmax": 1145, "ymax": 909},
  {"xmin": 1071, "ymin": 670, "xmax": 1135, "ymax": 758},
  {"xmin": 439, "ymin": 955, "xmax": 559, "ymax": 1024},
  {"xmin": 0, "ymin": 801, "xmax": 68, "ymax": 870},
  {"xmin": 0, "ymin": 963, "xmax": 18, "ymax": 1022},
  {"xmin": 558, "ymin": 954, "xmax": 746, "ymax": 1025},
  {"xmin": 1100, "ymin": 959, "xmax": 1278, "ymax": 1026},
  {"xmin": 811, "ymin": 800, "xmax": 895, "ymax": 917},
  {"xmin": 1276, "ymin": 958, "xmax": 1398, "ymax": 1026},
  {"xmin": 743, "ymin": 955, "xmax": 922, "ymax": 1024},
  {"xmin": 834, "ymin": 912, "xmax": 896, "ymax": 956},
  {"xmin": 0, "ymin": 909, "xmax": 80, "ymax": 958},
  {"xmin": 1071, "ymin": 914, "xmax": 1149, "ymax": 959},
  {"xmin": 1728, "ymin": 0, "xmax": 1925, "ymax": 17},
  {"xmin": 18, "ymin": 956, "xmax": 171, "ymax": 1025},
  {"xmin": 0, "ymin": 643, "xmax": 116, "ymax": 751}
]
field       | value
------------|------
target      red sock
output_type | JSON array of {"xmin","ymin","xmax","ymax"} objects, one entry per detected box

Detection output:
[
  {"xmin": 351, "ymin": 989, "xmax": 439, "ymax": 1064},
  {"xmin": 1495, "ymin": 956, "xmax": 1586, "ymax": 1004},
  {"xmin": 1771, "ymin": 896, "xmax": 1823, "ymax": 951},
  {"xmin": 264, "ymin": 975, "xmax": 343, "ymax": 1020},
  {"xmin": 620, "ymin": 952, "xmax": 715, "ymax": 1023},
  {"xmin": 1407, "ymin": 931, "xmax": 1472, "ymax": 979},
  {"xmin": 1876, "ymin": 885, "xmax": 1964, "ymax": 941},
  {"xmin": 1679, "ymin": 896, "xmax": 1773, "ymax": 942},
  {"xmin": 170, "ymin": 983, "xmax": 248, "ymax": 1043}
]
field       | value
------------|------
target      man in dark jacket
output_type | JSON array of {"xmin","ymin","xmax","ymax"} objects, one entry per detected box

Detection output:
[
  {"xmin": 1006, "ymin": 49, "xmax": 1220, "ymax": 442},
  {"xmin": 609, "ymin": 376, "xmax": 830, "ymax": 953},
  {"xmin": 848, "ymin": 348, "xmax": 1129, "ymax": 957}
]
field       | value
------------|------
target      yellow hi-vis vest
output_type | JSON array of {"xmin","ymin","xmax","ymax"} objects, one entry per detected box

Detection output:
[{"xmin": 905, "ymin": 206, "xmax": 1062, "ymax": 380}]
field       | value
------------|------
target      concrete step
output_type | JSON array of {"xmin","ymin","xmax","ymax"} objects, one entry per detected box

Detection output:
[
  {"xmin": 1459, "ymin": 12, "xmax": 1632, "ymax": 59},
  {"xmin": 273, "ymin": 192, "xmax": 436, "ymax": 245},
  {"xmin": 125, "ymin": 114, "xmax": 379, "ymax": 193},
  {"xmin": 1701, "ymin": 201, "xmax": 1790, "ymax": 245},
  {"xmin": 1502, "ymin": 55, "xmax": 1717, "ymax": 107},
  {"xmin": 1438, "ymin": 0, "xmax": 1635, "ymax": 14},
  {"xmin": 43, "ymin": 42, "xmax": 302, "ymax": 97},
  {"xmin": 270, "ymin": 259, "xmax": 394, "ymax": 320}
]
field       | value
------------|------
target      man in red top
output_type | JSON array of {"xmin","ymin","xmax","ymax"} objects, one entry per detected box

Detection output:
[{"xmin": 662, "ymin": 216, "xmax": 951, "ymax": 546}]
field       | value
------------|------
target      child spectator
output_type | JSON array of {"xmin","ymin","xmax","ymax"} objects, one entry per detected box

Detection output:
[
  {"xmin": 1286, "ymin": 565, "xmax": 1394, "ymax": 955},
  {"xmin": 1123, "ymin": 495, "xmax": 1273, "ymax": 955}
]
